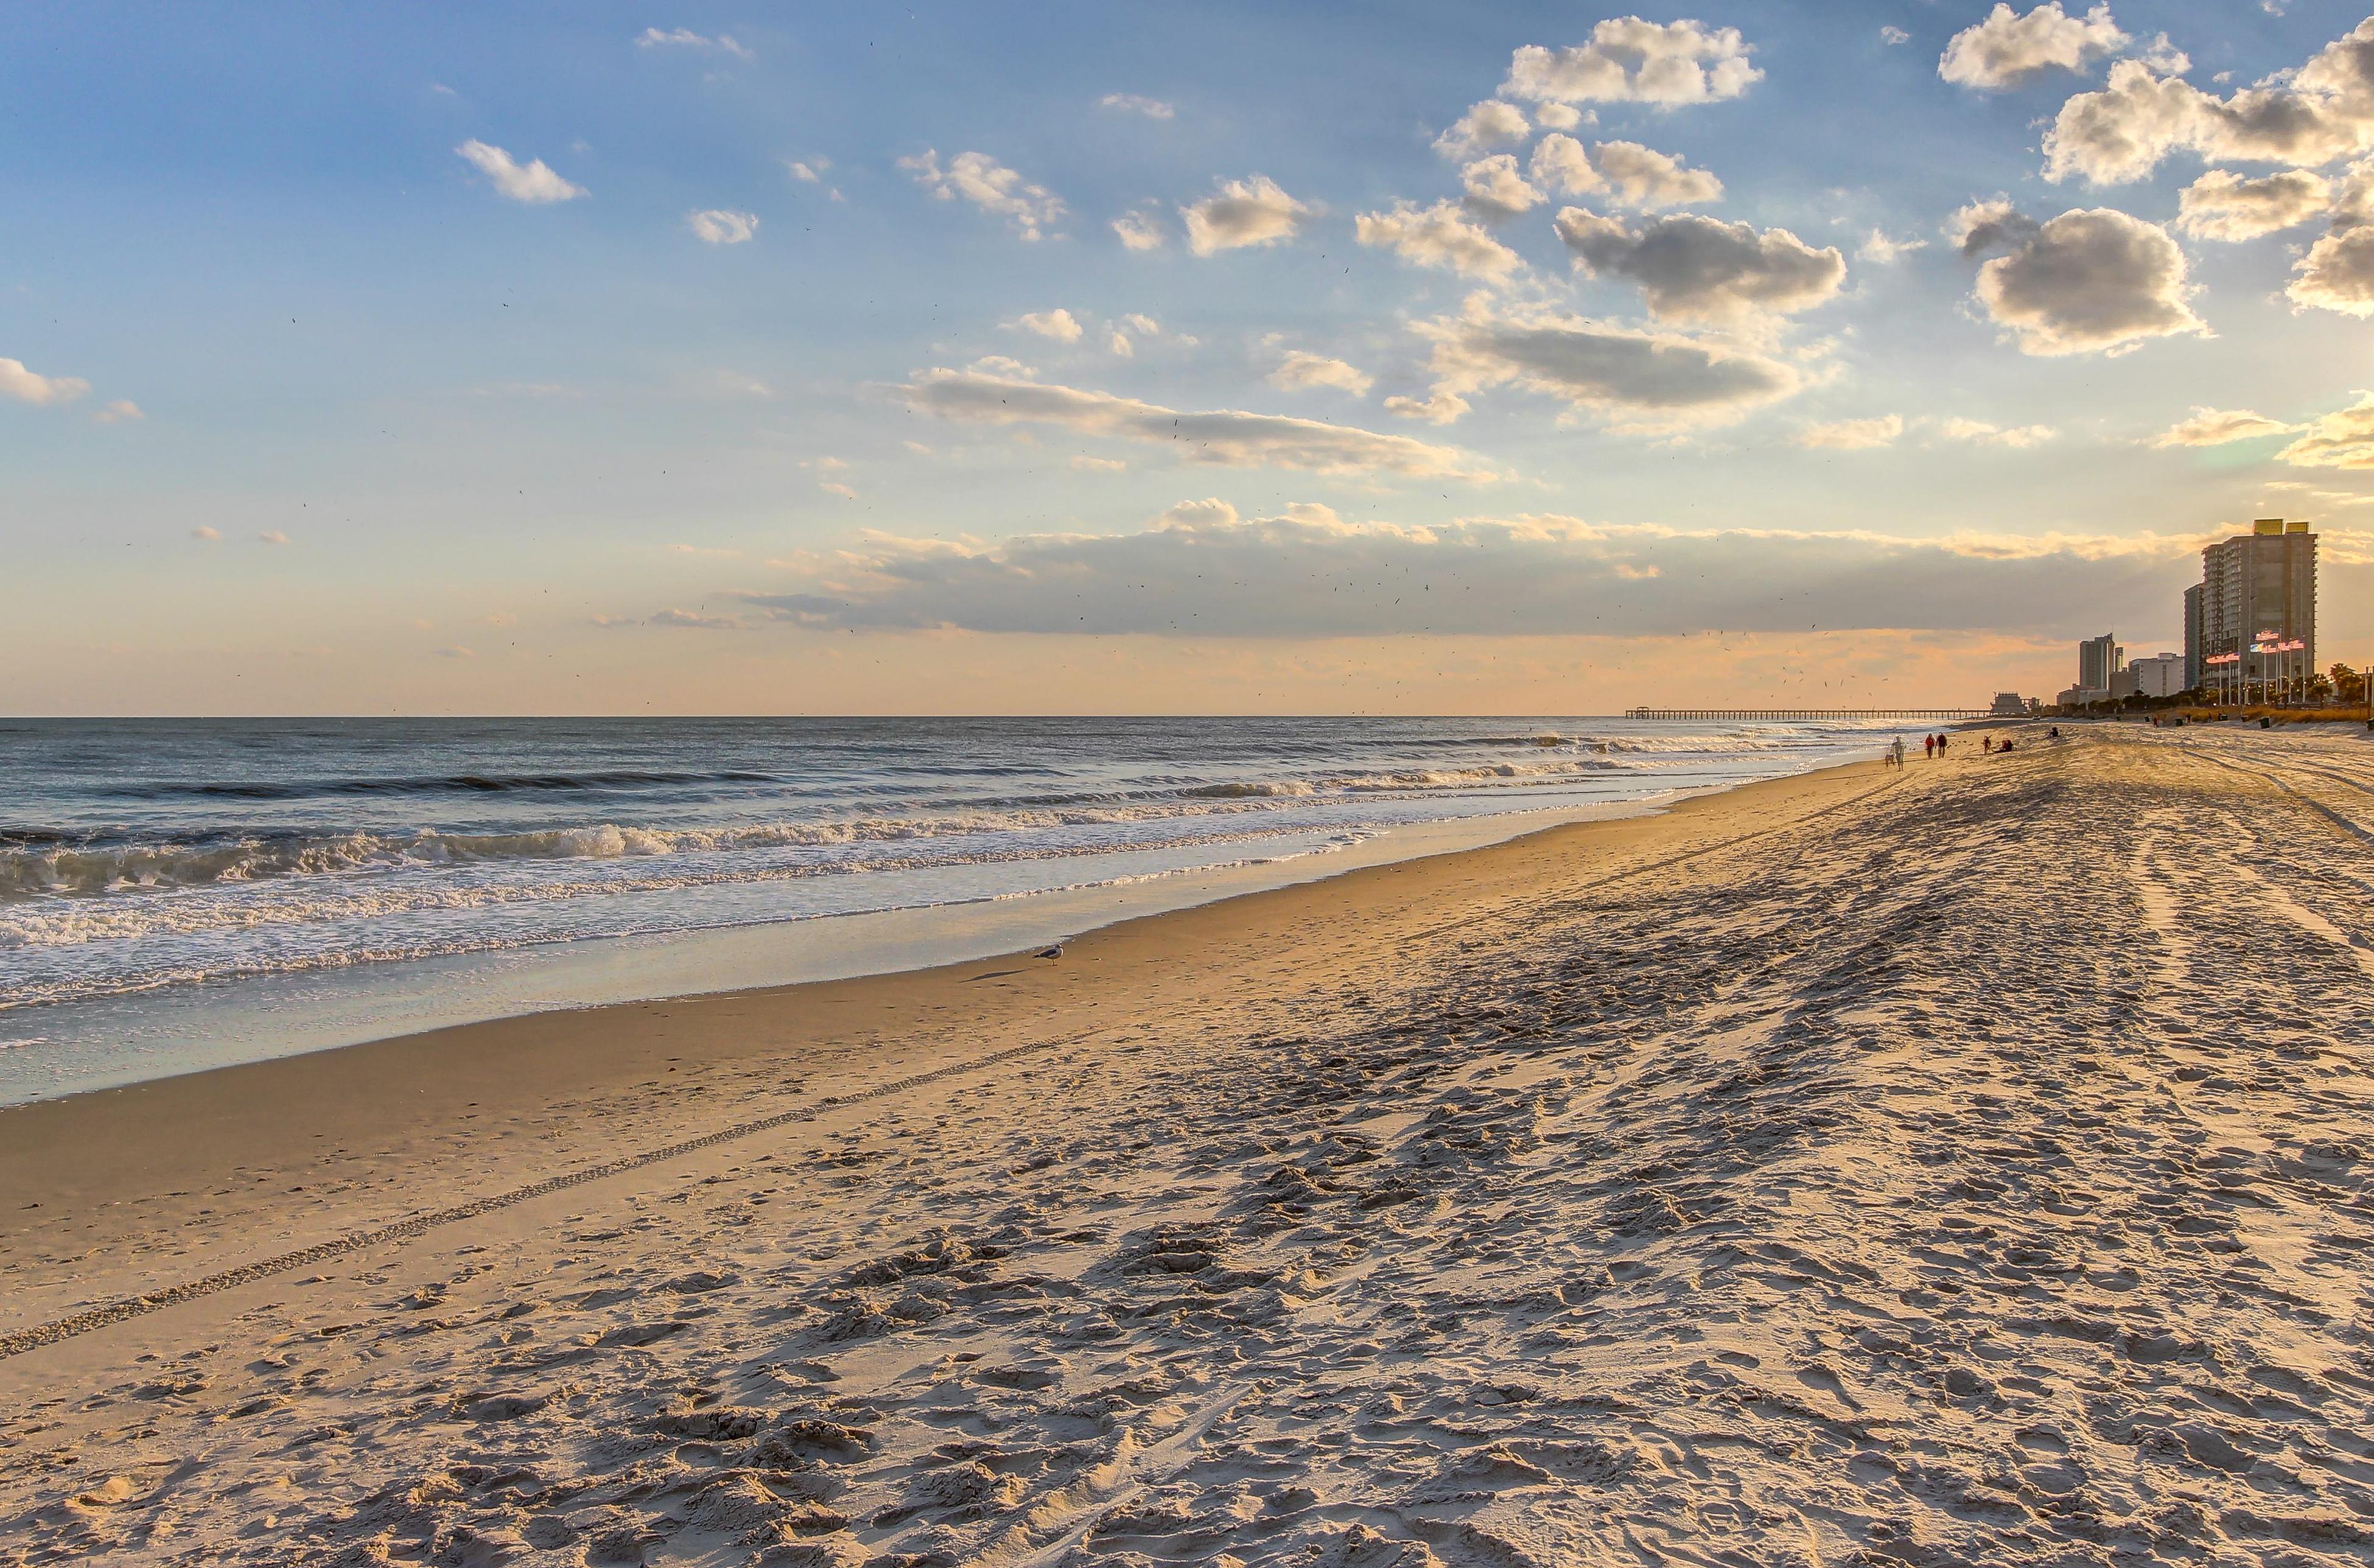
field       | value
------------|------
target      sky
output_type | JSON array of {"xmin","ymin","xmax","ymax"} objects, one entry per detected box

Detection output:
[{"xmin": 7, "ymin": 1, "xmax": 2374, "ymax": 715}]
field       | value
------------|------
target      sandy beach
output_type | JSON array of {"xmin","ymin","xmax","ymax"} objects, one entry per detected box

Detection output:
[{"xmin": 5, "ymin": 722, "xmax": 2373, "ymax": 1567}]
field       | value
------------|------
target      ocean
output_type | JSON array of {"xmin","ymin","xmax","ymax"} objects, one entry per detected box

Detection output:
[{"xmin": 0, "ymin": 716, "xmax": 1924, "ymax": 1102}]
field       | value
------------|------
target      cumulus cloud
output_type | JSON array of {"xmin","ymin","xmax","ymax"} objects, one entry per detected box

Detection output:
[
  {"xmin": 1590, "ymin": 141, "xmax": 1724, "ymax": 209},
  {"xmin": 1099, "ymin": 93, "xmax": 1174, "ymax": 119},
  {"xmin": 1938, "ymin": 417, "xmax": 2060, "ymax": 447},
  {"xmin": 1356, "ymin": 200, "xmax": 1524, "ymax": 280},
  {"xmin": 899, "ymin": 149, "xmax": 1065, "ymax": 240},
  {"xmin": 1504, "ymin": 18, "xmax": 1763, "ymax": 107},
  {"xmin": 94, "ymin": 399, "xmax": 143, "ymax": 422},
  {"xmin": 1401, "ymin": 295, "xmax": 1805, "ymax": 433},
  {"xmin": 1112, "ymin": 208, "xmax": 1166, "ymax": 250},
  {"xmin": 687, "ymin": 208, "xmax": 758, "ymax": 243},
  {"xmin": 1529, "ymin": 135, "xmax": 1599, "ymax": 197},
  {"xmin": 2288, "ymin": 216, "xmax": 2374, "ymax": 317},
  {"xmin": 191, "ymin": 526, "xmax": 222, "ymax": 542},
  {"xmin": 1460, "ymin": 155, "xmax": 1542, "ymax": 220},
  {"xmin": 0, "ymin": 356, "xmax": 90, "ymax": 406},
  {"xmin": 735, "ymin": 502, "xmax": 2212, "ymax": 639},
  {"xmin": 2275, "ymin": 392, "xmax": 2374, "ymax": 468},
  {"xmin": 1956, "ymin": 203, "xmax": 2204, "ymax": 355},
  {"xmin": 1269, "ymin": 351, "xmax": 1375, "ymax": 396},
  {"xmin": 1881, "ymin": 26, "xmax": 1911, "ymax": 46},
  {"xmin": 455, "ymin": 140, "xmax": 586, "ymax": 203},
  {"xmin": 1009, "ymin": 308, "xmax": 1084, "ymax": 342},
  {"xmin": 785, "ymin": 158, "xmax": 828, "ymax": 183},
  {"xmin": 1939, "ymin": 3, "xmax": 2127, "ymax": 91},
  {"xmin": 1435, "ymin": 100, "xmax": 1531, "ymax": 159},
  {"xmin": 636, "ymin": 27, "xmax": 751, "ymax": 58},
  {"xmin": 1536, "ymin": 102, "xmax": 1591, "ymax": 131},
  {"xmin": 1180, "ymin": 176, "xmax": 1308, "ymax": 255},
  {"xmin": 896, "ymin": 368, "xmax": 1498, "ymax": 479},
  {"xmin": 1555, "ymin": 211, "xmax": 1845, "ymax": 324},
  {"xmin": 2173, "ymin": 169, "xmax": 2331, "ymax": 239},
  {"xmin": 2152, "ymin": 406, "xmax": 2299, "ymax": 446},
  {"xmin": 2043, "ymin": 20, "xmax": 2374, "ymax": 184},
  {"xmin": 257, "ymin": 530, "xmax": 291, "ymax": 545},
  {"xmin": 1797, "ymin": 415, "xmax": 1905, "ymax": 450}
]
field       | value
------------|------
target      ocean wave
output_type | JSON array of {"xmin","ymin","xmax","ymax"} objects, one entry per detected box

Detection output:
[{"xmin": 0, "ymin": 761, "xmax": 1656, "ymax": 901}]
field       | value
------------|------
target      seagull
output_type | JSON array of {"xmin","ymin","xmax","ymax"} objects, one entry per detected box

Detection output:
[{"xmin": 1034, "ymin": 943, "xmax": 1065, "ymax": 960}]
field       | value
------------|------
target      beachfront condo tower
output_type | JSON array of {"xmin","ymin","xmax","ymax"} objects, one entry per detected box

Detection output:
[{"xmin": 2196, "ymin": 520, "xmax": 2317, "ymax": 705}]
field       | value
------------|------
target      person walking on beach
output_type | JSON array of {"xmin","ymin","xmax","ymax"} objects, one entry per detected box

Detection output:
[
  {"xmin": 1924, "ymin": 734, "xmax": 1936, "ymax": 761},
  {"xmin": 1889, "ymin": 737, "xmax": 1907, "ymax": 769}
]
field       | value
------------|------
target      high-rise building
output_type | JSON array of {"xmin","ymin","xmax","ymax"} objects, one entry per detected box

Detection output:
[
  {"xmin": 2078, "ymin": 634, "xmax": 2121, "ymax": 695},
  {"xmin": 2182, "ymin": 584, "xmax": 2204, "ymax": 693},
  {"xmin": 2197, "ymin": 520, "xmax": 2317, "ymax": 704}
]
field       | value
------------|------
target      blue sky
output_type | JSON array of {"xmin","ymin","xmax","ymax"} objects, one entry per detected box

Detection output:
[{"xmin": 6, "ymin": 2, "xmax": 2371, "ymax": 712}]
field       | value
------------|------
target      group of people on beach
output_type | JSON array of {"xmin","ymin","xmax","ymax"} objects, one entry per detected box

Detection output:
[{"xmin": 1884, "ymin": 730, "xmax": 2018, "ymax": 769}]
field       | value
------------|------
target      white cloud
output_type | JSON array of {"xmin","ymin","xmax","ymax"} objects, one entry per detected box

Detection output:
[
  {"xmin": 1180, "ymin": 176, "xmax": 1308, "ymax": 255},
  {"xmin": 649, "ymin": 608, "xmax": 738, "ymax": 629},
  {"xmin": 2276, "ymin": 393, "xmax": 2374, "ymax": 469},
  {"xmin": 687, "ymin": 208, "xmax": 758, "ymax": 244},
  {"xmin": 1108, "ymin": 331, "xmax": 1133, "ymax": 356},
  {"xmin": 1099, "ymin": 93, "xmax": 1175, "ymax": 119},
  {"xmin": 1939, "ymin": 4, "xmax": 2127, "ymax": 91},
  {"xmin": 1881, "ymin": 26, "xmax": 1911, "ymax": 46},
  {"xmin": 1383, "ymin": 391, "xmax": 1474, "ymax": 425},
  {"xmin": 94, "ymin": 399, "xmax": 143, "ymax": 422},
  {"xmin": 0, "ymin": 357, "xmax": 90, "ymax": 406},
  {"xmin": 2173, "ymin": 169, "xmax": 2330, "ymax": 240},
  {"xmin": 2152, "ymin": 406, "xmax": 2299, "ymax": 446},
  {"xmin": 1504, "ymin": 18, "xmax": 1763, "ymax": 107},
  {"xmin": 1402, "ymin": 295, "xmax": 1806, "ymax": 433},
  {"xmin": 735, "ymin": 503, "xmax": 2211, "ymax": 638},
  {"xmin": 1797, "ymin": 415, "xmax": 1905, "ymax": 449},
  {"xmin": 1269, "ymin": 351, "xmax": 1375, "ymax": 396},
  {"xmin": 2289, "ymin": 211, "xmax": 2374, "ymax": 317},
  {"xmin": 1122, "ymin": 313, "xmax": 1161, "ymax": 335},
  {"xmin": 1070, "ymin": 454, "xmax": 1128, "ymax": 472},
  {"xmin": 819, "ymin": 481, "xmax": 858, "ymax": 500},
  {"xmin": 1590, "ymin": 141, "xmax": 1724, "ymax": 209},
  {"xmin": 1009, "ymin": 308, "xmax": 1084, "ymax": 342},
  {"xmin": 1460, "ymin": 155, "xmax": 1542, "ymax": 221},
  {"xmin": 455, "ymin": 139, "xmax": 586, "ymax": 203},
  {"xmin": 636, "ymin": 27, "xmax": 751, "ymax": 58},
  {"xmin": 258, "ymin": 529, "xmax": 291, "ymax": 545},
  {"xmin": 1535, "ymin": 102, "xmax": 1590, "ymax": 131},
  {"xmin": 1939, "ymin": 417, "xmax": 2060, "ymax": 447},
  {"xmin": 1556, "ymin": 211, "xmax": 1846, "ymax": 324},
  {"xmin": 2043, "ymin": 20, "xmax": 2374, "ymax": 184},
  {"xmin": 191, "ymin": 526, "xmax": 222, "ymax": 542},
  {"xmin": 1112, "ymin": 208, "xmax": 1167, "ymax": 250},
  {"xmin": 1529, "ymin": 134, "xmax": 1601, "ymax": 197},
  {"xmin": 897, "ymin": 368, "xmax": 1499, "ymax": 479},
  {"xmin": 899, "ymin": 149, "xmax": 1065, "ymax": 240},
  {"xmin": 1435, "ymin": 100, "xmax": 1530, "ymax": 159},
  {"xmin": 1858, "ymin": 228, "xmax": 1929, "ymax": 263},
  {"xmin": 1956, "ymin": 203, "xmax": 2204, "ymax": 355},
  {"xmin": 1356, "ymin": 200, "xmax": 1525, "ymax": 280}
]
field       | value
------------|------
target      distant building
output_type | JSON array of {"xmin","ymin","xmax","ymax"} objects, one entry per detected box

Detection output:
[
  {"xmin": 2197, "ymin": 520, "xmax": 2317, "ymax": 704},
  {"xmin": 2055, "ymin": 684, "xmax": 2106, "ymax": 709},
  {"xmin": 2078, "ymin": 634, "xmax": 2123, "ymax": 693},
  {"xmin": 2129, "ymin": 652, "xmax": 2185, "ymax": 698},
  {"xmin": 1989, "ymin": 693, "xmax": 2027, "ymax": 717}
]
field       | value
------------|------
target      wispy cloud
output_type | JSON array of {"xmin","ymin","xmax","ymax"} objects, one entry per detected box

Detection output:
[{"xmin": 455, "ymin": 140, "xmax": 586, "ymax": 203}]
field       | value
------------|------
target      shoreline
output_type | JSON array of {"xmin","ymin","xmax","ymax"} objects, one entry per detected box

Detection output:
[{"xmin": 0, "ymin": 756, "xmax": 1885, "ymax": 1335}]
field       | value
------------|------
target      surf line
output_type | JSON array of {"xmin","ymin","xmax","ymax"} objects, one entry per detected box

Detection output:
[{"xmin": 0, "ymin": 1032, "xmax": 1088, "ymax": 1361}]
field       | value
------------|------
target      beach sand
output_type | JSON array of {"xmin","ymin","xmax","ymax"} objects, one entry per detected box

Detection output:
[{"xmin": 4, "ymin": 723, "xmax": 2373, "ymax": 1566}]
